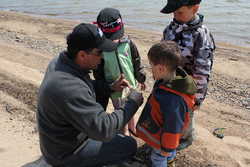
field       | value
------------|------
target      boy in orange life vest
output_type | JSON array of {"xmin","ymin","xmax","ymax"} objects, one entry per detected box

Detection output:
[{"xmin": 136, "ymin": 41, "xmax": 197, "ymax": 167}]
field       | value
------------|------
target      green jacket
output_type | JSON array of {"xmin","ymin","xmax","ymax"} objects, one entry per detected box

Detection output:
[{"xmin": 94, "ymin": 37, "xmax": 146, "ymax": 99}]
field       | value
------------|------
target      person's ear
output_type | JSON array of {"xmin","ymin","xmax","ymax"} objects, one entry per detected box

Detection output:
[
  {"xmin": 193, "ymin": 4, "xmax": 199, "ymax": 14},
  {"xmin": 157, "ymin": 64, "xmax": 167, "ymax": 73},
  {"xmin": 75, "ymin": 50, "xmax": 87, "ymax": 66},
  {"xmin": 77, "ymin": 50, "xmax": 87, "ymax": 60}
]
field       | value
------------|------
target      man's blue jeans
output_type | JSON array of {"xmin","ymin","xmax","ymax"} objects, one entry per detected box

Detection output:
[{"xmin": 60, "ymin": 134, "xmax": 137, "ymax": 167}]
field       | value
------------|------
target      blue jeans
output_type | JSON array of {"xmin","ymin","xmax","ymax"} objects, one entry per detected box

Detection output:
[
  {"xmin": 150, "ymin": 148, "xmax": 176, "ymax": 167},
  {"xmin": 61, "ymin": 134, "xmax": 137, "ymax": 167}
]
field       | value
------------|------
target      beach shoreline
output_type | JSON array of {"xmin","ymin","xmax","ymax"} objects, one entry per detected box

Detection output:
[
  {"xmin": 0, "ymin": 11, "xmax": 249, "ymax": 167},
  {"xmin": 3, "ymin": 9, "xmax": 250, "ymax": 50}
]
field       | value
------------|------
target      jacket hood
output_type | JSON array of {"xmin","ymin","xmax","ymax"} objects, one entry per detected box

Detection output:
[{"xmin": 164, "ymin": 67, "xmax": 197, "ymax": 95}]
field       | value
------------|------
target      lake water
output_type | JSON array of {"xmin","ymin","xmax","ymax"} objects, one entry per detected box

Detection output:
[{"xmin": 0, "ymin": 0, "xmax": 250, "ymax": 47}]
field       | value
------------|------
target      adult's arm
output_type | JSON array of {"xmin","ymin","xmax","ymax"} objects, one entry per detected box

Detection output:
[{"xmin": 61, "ymin": 84, "xmax": 141, "ymax": 142}]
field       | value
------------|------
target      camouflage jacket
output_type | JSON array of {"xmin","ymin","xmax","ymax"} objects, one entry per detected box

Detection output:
[{"xmin": 162, "ymin": 14, "xmax": 215, "ymax": 106}]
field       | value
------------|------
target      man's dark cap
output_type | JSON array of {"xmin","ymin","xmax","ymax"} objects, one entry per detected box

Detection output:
[
  {"xmin": 67, "ymin": 23, "xmax": 117, "ymax": 52},
  {"xmin": 97, "ymin": 8, "xmax": 124, "ymax": 40},
  {"xmin": 161, "ymin": 0, "xmax": 202, "ymax": 14}
]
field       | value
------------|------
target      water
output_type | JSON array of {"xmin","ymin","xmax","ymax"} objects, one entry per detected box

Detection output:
[{"xmin": 0, "ymin": 0, "xmax": 250, "ymax": 47}]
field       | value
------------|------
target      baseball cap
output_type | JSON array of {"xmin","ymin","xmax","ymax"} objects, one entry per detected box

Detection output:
[
  {"xmin": 67, "ymin": 23, "xmax": 117, "ymax": 52},
  {"xmin": 96, "ymin": 8, "xmax": 124, "ymax": 40},
  {"xmin": 161, "ymin": 0, "xmax": 202, "ymax": 14}
]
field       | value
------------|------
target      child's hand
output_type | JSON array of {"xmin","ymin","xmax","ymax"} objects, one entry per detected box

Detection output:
[
  {"xmin": 139, "ymin": 83, "xmax": 146, "ymax": 91},
  {"xmin": 193, "ymin": 104, "xmax": 200, "ymax": 111},
  {"xmin": 160, "ymin": 151, "xmax": 170, "ymax": 157}
]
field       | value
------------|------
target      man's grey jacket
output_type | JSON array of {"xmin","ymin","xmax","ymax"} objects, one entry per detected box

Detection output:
[{"xmin": 37, "ymin": 52, "xmax": 139, "ymax": 166}]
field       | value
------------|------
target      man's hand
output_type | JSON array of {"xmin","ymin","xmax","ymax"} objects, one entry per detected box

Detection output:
[
  {"xmin": 127, "ymin": 88, "xmax": 143, "ymax": 107},
  {"xmin": 111, "ymin": 74, "xmax": 130, "ymax": 92}
]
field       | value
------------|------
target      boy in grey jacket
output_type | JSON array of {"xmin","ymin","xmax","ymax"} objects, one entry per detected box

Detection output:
[{"xmin": 161, "ymin": 0, "xmax": 215, "ymax": 150}]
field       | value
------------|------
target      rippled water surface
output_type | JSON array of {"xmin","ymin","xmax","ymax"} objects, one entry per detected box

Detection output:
[{"xmin": 1, "ymin": 0, "xmax": 250, "ymax": 47}]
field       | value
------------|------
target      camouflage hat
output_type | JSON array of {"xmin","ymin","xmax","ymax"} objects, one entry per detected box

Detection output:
[{"xmin": 161, "ymin": 0, "xmax": 202, "ymax": 14}]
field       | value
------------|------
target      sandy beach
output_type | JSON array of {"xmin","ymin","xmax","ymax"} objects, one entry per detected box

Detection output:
[{"xmin": 0, "ymin": 11, "xmax": 249, "ymax": 167}]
